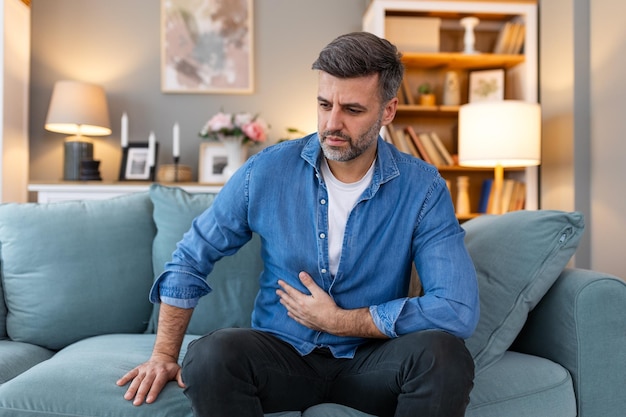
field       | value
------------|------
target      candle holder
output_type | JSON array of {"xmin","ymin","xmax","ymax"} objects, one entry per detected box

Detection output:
[
  {"xmin": 460, "ymin": 16, "xmax": 480, "ymax": 54},
  {"xmin": 173, "ymin": 156, "xmax": 180, "ymax": 182}
]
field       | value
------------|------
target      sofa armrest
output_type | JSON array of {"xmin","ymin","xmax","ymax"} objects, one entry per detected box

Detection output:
[{"xmin": 513, "ymin": 268, "xmax": 626, "ymax": 417}]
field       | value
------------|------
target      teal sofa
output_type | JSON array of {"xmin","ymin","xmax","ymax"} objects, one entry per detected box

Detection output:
[{"xmin": 0, "ymin": 184, "xmax": 624, "ymax": 417}]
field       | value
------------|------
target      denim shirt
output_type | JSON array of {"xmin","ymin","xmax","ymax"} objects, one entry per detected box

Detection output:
[{"xmin": 150, "ymin": 134, "xmax": 479, "ymax": 358}]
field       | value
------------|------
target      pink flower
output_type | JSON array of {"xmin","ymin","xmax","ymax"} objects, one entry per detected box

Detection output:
[
  {"xmin": 205, "ymin": 112, "xmax": 233, "ymax": 133},
  {"xmin": 242, "ymin": 119, "xmax": 268, "ymax": 142}
]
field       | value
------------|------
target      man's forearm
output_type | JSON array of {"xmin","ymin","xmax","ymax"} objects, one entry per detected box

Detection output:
[
  {"xmin": 332, "ymin": 307, "xmax": 387, "ymax": 339},
  {"xmin": 152, "ymin": 303, "xmax": 194, "ymax": 361}
]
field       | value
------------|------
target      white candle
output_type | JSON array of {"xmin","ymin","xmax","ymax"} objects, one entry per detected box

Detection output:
[
  {"xmin": 148, "ymin": 132, "xmax": 155, "ymax": 167},
  {"xmin": 121, "ymin": 113, "xmax": 128, "ymax": 148},
  {"xmin": 173, "ymin": 123, "xmax": 180, "ymax": 158}
]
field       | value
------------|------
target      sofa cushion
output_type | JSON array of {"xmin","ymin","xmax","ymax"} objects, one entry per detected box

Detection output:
[
  {"xmin": 147, "ymin": 184, "xmax": 262, "ymax": 335},
  {"xmin": 0, "ymin": 334, "xmax": 299, "ymax": 417},
  {"xmin": 462, "ymin": 210, "xmax": 584, "ymax": 372},
  {"xmin": 0, "ymin": 340, "xmax": 54, "ymax": 384},
  {"xmin": 0, "ymin": 268, "xmax": 6, "ymax": 339},
  {"xmin": 0, "ymin": 193, "xmax": 156, "ymax": 350},
  {"xmin": 466, "ymin": 351, "xmax": 576, "ymax": 417}
]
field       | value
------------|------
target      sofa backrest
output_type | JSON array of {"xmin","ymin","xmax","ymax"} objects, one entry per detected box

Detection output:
[
  {"xmin": 0, "ymin": 192, "xmax": 156, "ymax": 350},
  {"xmin": 146, "ymin": 184, "xmax": 262, "ymax": 335},
  {"xmin": 0, "ymin": 265, "xmax": 6, "ymax": 339}
]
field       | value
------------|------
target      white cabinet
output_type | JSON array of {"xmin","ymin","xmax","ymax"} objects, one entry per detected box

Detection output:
[{"xmin": 28, "ymin": 182, "xmax": 223, "ymax": 203}]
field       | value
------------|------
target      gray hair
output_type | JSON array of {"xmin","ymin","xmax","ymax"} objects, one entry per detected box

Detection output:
[{"xmin": 312, "ymin": 32, "xmax": 404, "ymax": 103}]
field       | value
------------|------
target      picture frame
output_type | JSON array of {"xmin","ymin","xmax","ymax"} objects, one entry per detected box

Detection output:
[
  {"xmin": 119, "ymin": 143, "xmax": 159, "ymax": 181},
  {"xmin": 468, "ymin": 69, "xmax": 505, "ymax": 103},
  {"xmin": 198, "ymin": 141, "xmax": 229, "ymax": 184},
  {"xmin": 161, "ymin": 0, "xmax": 254, "ymax": 94}
]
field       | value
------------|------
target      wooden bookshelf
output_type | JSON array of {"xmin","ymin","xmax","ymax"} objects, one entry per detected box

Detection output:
[{"xmin": 364, "ymin": 0, "xmax": 539, "ymax": 215}]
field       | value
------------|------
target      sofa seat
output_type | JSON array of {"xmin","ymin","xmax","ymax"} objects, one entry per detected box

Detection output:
[
  {"xmin": 0, "ymin": 333, "xmax": 575, "ymax": 417},
  {"xmin": 466, "ymin": 351, "xmax": 576, "ymax": 417},
  {"xmin": 0, "ymin": 334, "xmax": 305, "ymax": 417}
]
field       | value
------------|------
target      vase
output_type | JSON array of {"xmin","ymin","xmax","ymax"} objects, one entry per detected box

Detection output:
[
  {"xmin": 443, "ymin": 71, "xmax": 460, "ymax": 106},
  {"xmin": 219, "ymin": 135, "xmax": 245, "ymax": 179},
  {"xmin": 456, "ymin": 176, "xmax": 471, "ymax": 216}
]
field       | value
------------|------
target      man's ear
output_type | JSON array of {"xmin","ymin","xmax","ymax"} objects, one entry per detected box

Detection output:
[{"xmin": 382, "ymin": 97, "xmax": 398, "ymax": 126}]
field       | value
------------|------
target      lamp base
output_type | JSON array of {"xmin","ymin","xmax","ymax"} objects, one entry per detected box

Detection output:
[{"xmin": 64, "ymin": 137, "xmax": 94, "ymax": 181}]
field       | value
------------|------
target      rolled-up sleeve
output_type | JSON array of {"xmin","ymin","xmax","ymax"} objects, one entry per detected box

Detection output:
[
  {"xmin": 149, "ymin": 268, "xmax": 212, "ymax": 307},
  {"xmin": 369, "ymin": 298, "xmax": 408, "ymax": 338}
]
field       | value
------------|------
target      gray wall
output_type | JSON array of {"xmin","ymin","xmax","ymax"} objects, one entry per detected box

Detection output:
[
  {"xmin": 540, "ymin": 0, "xmax": 626, "ymax": 279},
  {"xmin": 589, "ymin": 0, "xmax": 626, "ymax": 278},
  {"xmin": 29, "ymin": 0, "xmax": 368, "ymax": 181}
]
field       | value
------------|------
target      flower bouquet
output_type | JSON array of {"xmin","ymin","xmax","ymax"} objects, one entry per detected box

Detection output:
[{"xmin": 199, "ymin": 111, "xmax": 269, "ymax": 144}]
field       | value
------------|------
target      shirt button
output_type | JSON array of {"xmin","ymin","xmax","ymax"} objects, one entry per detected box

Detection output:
[
  {"xmin": 319, "ymin": 233, "xmax": 326, "ymax": 239},
  {"xmin": 321, "ymin": 268, "xmax": 327, "ymax": 274},
  {"xmin": 320, "ymin": 199, "xmax": 327, "ymax": 205}
]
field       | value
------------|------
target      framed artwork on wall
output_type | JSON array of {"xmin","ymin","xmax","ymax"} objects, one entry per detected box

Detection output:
[
  {"xmin": 198, "ymin": 142, "xmax": 228, "ymax": 184},
  {"xmin": 468, "ymin": 69, "xmax": 505, "ymax": 103},
  {"xmin": 161, "ymin": 0, "xmax": 254, "ymax": 94}
]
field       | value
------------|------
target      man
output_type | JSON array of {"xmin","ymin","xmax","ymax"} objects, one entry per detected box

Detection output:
[{"xmin": 118, "ymin": 31, "xmax": 479, "ymax": 417}]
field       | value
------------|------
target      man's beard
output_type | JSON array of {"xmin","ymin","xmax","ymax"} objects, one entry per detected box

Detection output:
[{"xmin": 319, "ymin": 117, "xmax": 382, "ymax": 162}]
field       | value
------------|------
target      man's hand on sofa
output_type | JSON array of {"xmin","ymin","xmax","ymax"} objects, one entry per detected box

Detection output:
[
  {"xmin": 117, "ymin": 303, "xmax": 193, "ymax": 405},
  {"xmin": 117, "ymin": 354, "xmax": 185, "ymax": 406}
]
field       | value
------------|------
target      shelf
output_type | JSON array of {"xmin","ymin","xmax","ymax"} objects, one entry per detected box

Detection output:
[
  {"xmin": 437, "ymin": 165, "xmax": 525, "ymax": 172},
  {"xmin": 401, "ymin": 52, "xmax": 525, "ymax": 70},
  {"xmin": 396, "ymin": 104, "xmax": 460, "ymax": 117}
]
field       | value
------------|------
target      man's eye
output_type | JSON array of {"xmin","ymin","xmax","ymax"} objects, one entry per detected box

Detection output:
[
  {"xmin": 346, "ymin": 108, "xmax": 362, "ymax": 114},
  {"xmin": 319, "ymin": 102, "xmax": 331, "ymax": 110}
]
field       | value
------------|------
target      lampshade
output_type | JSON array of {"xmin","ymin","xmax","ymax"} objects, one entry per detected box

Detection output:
[
  {"xmin": 458, "ymin": 100, "xmax": 541, "ymax": 167},
  {"xmin": 458, "ymin": 100, "xmax": 541, "ymax": 215},
  {"xmin": 45, "ymin": 80, "xmax": 112, "ymax": 136}
]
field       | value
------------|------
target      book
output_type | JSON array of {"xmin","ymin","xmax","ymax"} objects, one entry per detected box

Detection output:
[
  {"xmin": 511, "ymin": 181, "xmax": 526, "ymax": 211},
  {"xmin": 504, "ymin": 22, "xmax": 521, "ymax": 54},
  {"xmin": 418, "ymin": 132, "xmax": 445, "ymax": 166},
  {"xmin": 428, "ymin": 132, "xmax": 454, "ymax": 166},
  {"xmin": 405, "ymin": 126, "xmax": 432, "ymax": 164},
  {"xmin": 493, "ymin": 21, "xmax": 512, "ymax": 54},
  {"xmin": 401, "ymin": 76, "xmax": 415, "ymax": 105},
  {"xmin": 402, "ymin": 129, "xmax": 422, "ymax": 159},
  {"xmin": 510, "ymin": 23, "xmax": 526, "ymax": 54},
  {"xmin": 500, "ymin": 179, "xmax": 516, "ymax": 214},
  {"xmin": 477, "ymin": 179, "xmax": 493, "ymax": 214}
]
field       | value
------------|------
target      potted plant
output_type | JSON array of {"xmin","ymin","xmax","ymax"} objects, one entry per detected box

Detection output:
[{"xmin": 418, "ymin": 82, "xmax": 436, "ymax": 106}]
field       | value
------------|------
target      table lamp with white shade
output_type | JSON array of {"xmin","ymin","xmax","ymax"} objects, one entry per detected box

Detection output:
[
  {"xmin": 458, "ymin": 100, "xmax": 541, "ymax": 214},
  {"xmin": 45, "ymin": 80, "xmax": 112, "ymax": 180}
]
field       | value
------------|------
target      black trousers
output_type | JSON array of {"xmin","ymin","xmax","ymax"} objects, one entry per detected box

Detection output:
[{"xmin": 182, "ymin": 328, "xmax": 474, "ymax": 417}]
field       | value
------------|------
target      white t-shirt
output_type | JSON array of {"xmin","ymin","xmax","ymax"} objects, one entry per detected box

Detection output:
[{"xmin": 320, "ymin": 157, "xmax": 375, "ymax": 276}]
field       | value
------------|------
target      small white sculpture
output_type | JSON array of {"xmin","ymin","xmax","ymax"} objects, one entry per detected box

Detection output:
[{"xmin": 460, "ymin": 17, "xmax": 480, "ymax": 54}]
